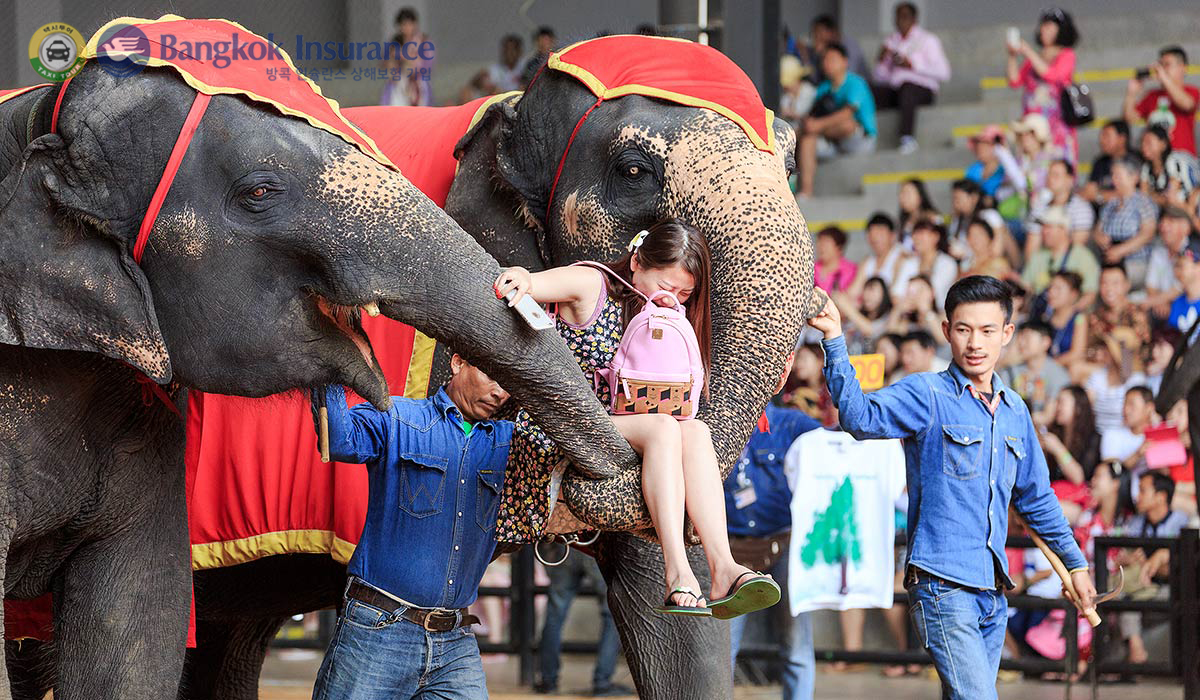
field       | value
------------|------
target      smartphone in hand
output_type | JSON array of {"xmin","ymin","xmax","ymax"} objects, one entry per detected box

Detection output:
[
  {"xmin": 1006, "ymin": 27, "xmax": 1021, "ymax": 50},
  {"xmin": 505, "ymin": 289, "xmax": 555, "ymax": 330}
]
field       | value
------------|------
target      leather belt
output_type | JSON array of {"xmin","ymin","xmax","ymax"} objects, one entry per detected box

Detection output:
[{"xmin": 346, "ymin": 580, "xmax": 480, "ymax": 632}]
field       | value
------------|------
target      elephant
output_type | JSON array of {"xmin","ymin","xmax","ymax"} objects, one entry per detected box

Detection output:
[
  {"xmin": 0, "ymin": 48, "xmax": 633, "ymax": 699},
  {"xmin": 162, "ymin": 35, "xmax": 821, "ymax": 700}
]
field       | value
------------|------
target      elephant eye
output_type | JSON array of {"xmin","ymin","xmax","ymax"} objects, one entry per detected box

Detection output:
[
  {"xmin": 627, "ymin": 165, "xmax": 640, "ymax": 177},
  {"xmin": 251, "ymin": 186, "xmax": 268, "ymax": 198}
]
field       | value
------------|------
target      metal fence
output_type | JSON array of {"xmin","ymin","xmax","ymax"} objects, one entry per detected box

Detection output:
[{"xmin": 273, "ymin": 529, "xmax": 1200, "ymax": 697}]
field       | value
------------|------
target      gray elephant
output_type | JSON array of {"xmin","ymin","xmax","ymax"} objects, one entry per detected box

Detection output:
[
  {"xmin": 163, "ymin": 34, "xmax": 821, "ymax": 700},
  {"xmin": 0, "ymin": 33, "xmax": 631, "ymax": 700}
]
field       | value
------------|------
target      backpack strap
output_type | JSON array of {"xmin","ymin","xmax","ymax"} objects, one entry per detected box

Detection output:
[{"xmin": 570, "ymin": 261, "xmax": 650, "ymax": 303}]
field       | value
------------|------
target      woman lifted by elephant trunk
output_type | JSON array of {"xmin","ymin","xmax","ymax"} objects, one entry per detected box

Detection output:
[{"xmin": 494, "ymin": 219, "xmax": 782, "ymax": 619}]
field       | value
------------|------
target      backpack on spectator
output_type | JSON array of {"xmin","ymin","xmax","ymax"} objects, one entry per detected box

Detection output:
[{"xmin": 573, "ymin": 261, "xmax": 705, "ymax": 420}]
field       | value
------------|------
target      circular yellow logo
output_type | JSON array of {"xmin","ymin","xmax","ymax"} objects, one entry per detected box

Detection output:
[{"xmin": 29, "ymin": 23, "xmax": 85, "ymax": 82}]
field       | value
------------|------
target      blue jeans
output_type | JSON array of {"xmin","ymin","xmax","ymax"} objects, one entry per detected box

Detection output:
[
  {"xmin": 538, "ymin": 548, "xmax": 620, "ymax": 689},
  {"xmin": 729, "ymin": 553, "xmax": 814, "ymax": 700},
  {"xmin": 907, "ymin": 572, "xmax": 1008, "ymax": 700},
  {"xmin": 312, "ymin": 584, "xmax": 487, "ymax": 700}
]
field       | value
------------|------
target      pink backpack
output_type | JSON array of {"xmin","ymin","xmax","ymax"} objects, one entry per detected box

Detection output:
[{"xmin": 573, "ymin": 262, "xmax": 705, "ymax": 420}]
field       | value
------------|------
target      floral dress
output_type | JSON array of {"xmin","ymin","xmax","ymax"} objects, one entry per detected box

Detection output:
[
  {"xmin": 495, "ymin": 276, "xmax": 624, "ymax": 544},
  {"xmin": 1010, "ymin": 48, "xmax": 1077, "ymax": 163}
]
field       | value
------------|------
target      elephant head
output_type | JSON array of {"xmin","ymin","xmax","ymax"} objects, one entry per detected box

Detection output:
[
  {"xmin": 0, "ymin": 63, "xmax": 632, "ymax": 475},
  {"xmin": 447, "ymin": 39, "xmax": 821, "ymax": 529}
]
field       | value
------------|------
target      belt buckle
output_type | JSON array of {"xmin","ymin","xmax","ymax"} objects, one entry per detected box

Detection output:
[{"xmin": 422, "ymin": 610, "xmax": 458, "ymax": 632}]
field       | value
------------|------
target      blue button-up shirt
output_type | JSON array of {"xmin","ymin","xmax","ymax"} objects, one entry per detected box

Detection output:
[
  {"xmin": 316, "ymin": 385, "xmax": 513, "ymax": 608},
  {"xmin": 724, "ymin": 404, "xmax": 821, "ymax": 537},
  {"xmin": 821, "ymin": 335, "xmax": 1086, "ymax": 588}
]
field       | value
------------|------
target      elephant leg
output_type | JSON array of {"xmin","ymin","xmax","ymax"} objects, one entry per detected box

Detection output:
[
  {"xmin": 595, "ymin": 533, "xmax": 732, "ymax": 700},
  {"xmin": 53, "ymin": 508, "xmax": 190, "ymax": 699},
  {"xmin": 6, "ymin": 640, "xmax": 55, "ymax": 700},
  {"xmin": 181, "ymin": 616, "xmax": 289, "ymax": 700}
]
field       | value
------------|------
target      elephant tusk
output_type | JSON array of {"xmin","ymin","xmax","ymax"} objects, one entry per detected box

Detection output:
[{"xmin": 362, "ymin": 302, "xmax": 381, "ymax": 317}]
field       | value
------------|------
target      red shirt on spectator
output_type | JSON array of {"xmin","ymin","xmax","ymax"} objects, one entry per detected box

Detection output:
[{"xmin": 1136, "ymin": 86, "xmax": 1200, "ymax": 155}]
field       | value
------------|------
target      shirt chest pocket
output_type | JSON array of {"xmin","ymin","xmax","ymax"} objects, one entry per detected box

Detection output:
[
  {"xmin": 476, "ymin": 468, "xmax": 505, "ymax": 532},
  {"xmin": 1003, "ymin": 436, "xmax": 1025, "ymax": 489},
  {"xmin": 752, "ymin": 448, "xmax": 781, "ymax": 470},
  {"xmin": 942, "ymin": 424, "xmax": 984, "ymax": 480},
  {"xmin": 399, "ymin": 452, "xmax": 449, "ymax": 518}
]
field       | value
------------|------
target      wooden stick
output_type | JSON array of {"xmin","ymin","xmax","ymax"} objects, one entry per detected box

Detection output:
[
  {"xmin": 1024, "ymin": 524, "xmax": 1101, "ymax": 627},
  {"xmin": 316, "ymin": 389, "xmax": 331, "ymax": 464}
]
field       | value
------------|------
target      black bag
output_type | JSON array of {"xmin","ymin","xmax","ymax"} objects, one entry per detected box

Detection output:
[
  {"xmin": 1060, "ymin": 82, "xmax": 1095, "ymax": 126},
  {"xmin": 809, "ymin": 92, "xmax": 839, "ymax": 118}
]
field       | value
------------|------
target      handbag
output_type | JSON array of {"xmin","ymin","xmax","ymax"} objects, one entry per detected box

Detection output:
[{"xmin": 1060, "ymin": 82, "xmax": 1095, "ymax": 127}]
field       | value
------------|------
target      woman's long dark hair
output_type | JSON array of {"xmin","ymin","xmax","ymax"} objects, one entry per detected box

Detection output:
[
  {"xmin": 862, "ymin": 276, "xmax": 893, "ymax": 320},
  {"xmin": 1051, "ymin": 385, "xmax": 1096, "ymax": 459},
  {"xmin": 604, "ymin": 218, "xmax": 713, "ymax": 381},
  {"xmin": 898, "ymin": 177, "xmax": 939, "ymax": 233}
]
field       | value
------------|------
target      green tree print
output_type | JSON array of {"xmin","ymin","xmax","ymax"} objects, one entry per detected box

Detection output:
[{"xmin": 800, "ymin": 476, "xmax": 862, "ymax": 594}]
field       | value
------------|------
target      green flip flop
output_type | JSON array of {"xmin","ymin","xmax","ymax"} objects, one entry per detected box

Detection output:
[
  {"xmin": 653, "ymin": 586, "xmax": 712, "ymax": 616},
  {"xmin": 708, "ymin": 571, "xmax": 781, "ymax": 620}
]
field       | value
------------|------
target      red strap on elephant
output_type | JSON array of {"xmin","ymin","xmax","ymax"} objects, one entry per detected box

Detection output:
[
  {"xmin": 50, "ymin": 76, "xmax": 211, "ymax": 265},
  {"xmin": 133, "ymin": 91, "xmax": 211, "ymax": 264},
  {"xmin": 545, "ymin": 96, "xmax": 603, "ymax": 217}
]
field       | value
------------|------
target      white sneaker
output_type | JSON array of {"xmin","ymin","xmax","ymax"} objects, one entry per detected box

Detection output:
[{"xmin": 899, "ymin": 136, "xmax": 919, "ymax": 154}]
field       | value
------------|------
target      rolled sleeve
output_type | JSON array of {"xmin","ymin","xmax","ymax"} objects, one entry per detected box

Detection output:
[{"xmin": 315, "ymin": 385, "xmax": 394, "ymax": 465}]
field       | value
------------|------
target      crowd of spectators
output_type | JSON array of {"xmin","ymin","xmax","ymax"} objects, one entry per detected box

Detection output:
[{"xmin": 777, "ymin": 6, "xmax": 1200, "ymax": 674}]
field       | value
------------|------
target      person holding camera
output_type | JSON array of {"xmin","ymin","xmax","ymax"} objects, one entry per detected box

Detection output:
[
  {"xmin": 870, "ymin": 2, "xmax": 950, "ymax": 155},
  {"xmin": 1005, "ymin": 8, "xmax": 1080, "ymax": 163},
  {"xmin": 1124, "ymin": 46, "xmax": 1198, "ymax": 156}
]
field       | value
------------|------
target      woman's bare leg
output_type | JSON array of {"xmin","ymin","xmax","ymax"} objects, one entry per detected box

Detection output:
[
  {"xmin": 677, "ymin": 419, "xmax": 764, "ymax": 599},
  {"xmin": 610, "ymin": 414, "xmax": 703, "ymax": 608}
]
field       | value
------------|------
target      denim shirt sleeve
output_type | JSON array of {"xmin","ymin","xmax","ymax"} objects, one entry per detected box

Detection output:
[
  {"xmin": 1011, "ymin": 412, "xmax": 1088, "ymax": 571},
  {"xmin": 313, "ymin": 385, "xmax": 395, "ymax": 464},
  {"xmin": 821, "ymin": 335, "xmax": 932, "ymax": 440}
]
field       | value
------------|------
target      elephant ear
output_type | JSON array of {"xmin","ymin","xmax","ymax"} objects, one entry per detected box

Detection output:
[
  {"xmin": 488, "ymin": 100, "xmax": 553, "ymax": 234},
  {"xmin": 0, "ymin": 135, "xmax": 171, "ymax": 382}
]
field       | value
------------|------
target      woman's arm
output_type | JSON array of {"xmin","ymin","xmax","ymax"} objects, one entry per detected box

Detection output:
[{"xmin": 494, "ymin": 265, "xmax": 605, "ymax": 323}]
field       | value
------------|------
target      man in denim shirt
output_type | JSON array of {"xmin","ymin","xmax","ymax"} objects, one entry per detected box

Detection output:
[
  {"xmin": 808, "ymin": 276, "xmax": 1096, "ymax": 700},
  {"xmin": 310, "ymin": 354, "xmax": 512, "ymax": 700}
]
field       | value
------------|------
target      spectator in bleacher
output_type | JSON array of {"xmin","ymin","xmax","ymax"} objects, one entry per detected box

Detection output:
[
  {"xmin": 1082, "ymin": 120, "xmax": 1134, "ymax": 206},
  {"xmin": 796, "ymin": 43, "xmax": 877, "ymax": 199},
  {"xmin": 965, "ymin": 126, "xmax": 1013, "ymax": 199},
  {"xmin": 1142, "ymin": 327, "xmax": 1183, "ymax": 396},
  {"xmin": 1116, "ymin": 470, "xmax": 1189, "ymax": 664},
  {"xmin": 813, "ymin": 226, "xmax": 858, "ymax": 294},
  {"xmin": 794, "ymin": 15, "xmax": 867, "ymax": 84},
  {"xmin": 1168, "ymin": 238, "xmax": 1200, "ymax": 333},
  {"xmin": 1087, "ymin": 263, "xmax": 1151, "ymax": 372},
  {"xmin": 394, "ymin": 8, "xmax": 433, "ymax": 106},
  {"xmin": 870, "ymin": 2, "xmax": 950, "ymax": 155},
  {"xmin": 887, "ymin": 275, "xmax": 946, "ymax": 351},
  {"xmin": 893, "ymin": 220, "xmax": 957, "ymax": 304},
  {"xmin": 1084, "ymin": 336, "xmax": 1138, "ymax": 438},
  {"xmin": 1005, "ymin": 8, "xmax": 1080, "ymax": 162},
  {"xmin": 782, "ymin": 344, "xmax": 835, "ymax": 427},
  {"xmin": 847, "ymin": 213, "xmax": 909, "ymax": 302},
  {"xmin": 1095, "ymin": 156, "xmax": 1158, "ymax": 287},
  {"xmin": 779, "ymin": 55, "xmax": 816, "ymax": 136},
  {"xmin": 948, "ymin": 179, "xmax": 1008, "ymax": 265},
  {"xmin": 520, "ymin": 27, "xmax": 556, "ymax": 89},
  {"xmin": 1026, "ymin": 159, "xmax": 1095, "ymax": 259},
  {"xmin": 1041, "ymin": 271, "xmax": 1088, "ymax": 368},
  {"xmin": 1144, "ymin": 206, "xmax": 1197, "ymax": 318},
  {"xmin": 1162, "ymin": 399, "xmax": 1197, "ymax": 514},
  {"xmin": 487, "ymin": 34, "xmax": 524, "ymax": 93},
  {"xmin": 959, "ymin": 218, "xmax": 1013, "ymax": 281},
  {"xmin": 1010, "ymin": 113, "xmax": 1058, "ymax": 196},
  {"xmin": 835, "ymin": 276, "xmax": 892, "ymax": 355},
  {"xmin": 1005, "ymin": 542, "xmax": 1061, "ymax": 656},
  {"xmin": 1103, "ymin": 386, "xmax": 1155, "ymax": 467},
  {"xmin": 1001, "ymin": 320, "xmax": 1070, "ymax": 420},
  {"xmin": 1124, "ymin": 45, "xmax": 1199, "ymax": 156},
  {"xmin": 896, "ymin": 178, "xmax": 941, "ymax": 247},
  {"xmin": 896, "ymin": 329, "xmax": 948, "ymax": 380},
  {"xmin": 1023, "ymin": 206, "xmax": 1100, "ymax": 308},
  {"xmin": 1139, "ymin": 124, "xmax": 1200, "ymax": 209}
]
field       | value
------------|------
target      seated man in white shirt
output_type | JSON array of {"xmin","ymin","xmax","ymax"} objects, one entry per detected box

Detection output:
[{"xmin": 1101, "ymin": 385, "xmax": 1156, "ymax": 465}]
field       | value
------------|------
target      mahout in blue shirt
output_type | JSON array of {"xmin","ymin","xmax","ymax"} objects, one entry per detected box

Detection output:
[{"xmin": 314, "ymin": 384, "xmax": 513, "ymax": 608}]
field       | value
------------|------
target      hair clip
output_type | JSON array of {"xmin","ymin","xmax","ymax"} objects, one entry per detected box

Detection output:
[{"xmin": 627, "ymin": 229, "xmax": 650, "ymax": 252}]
